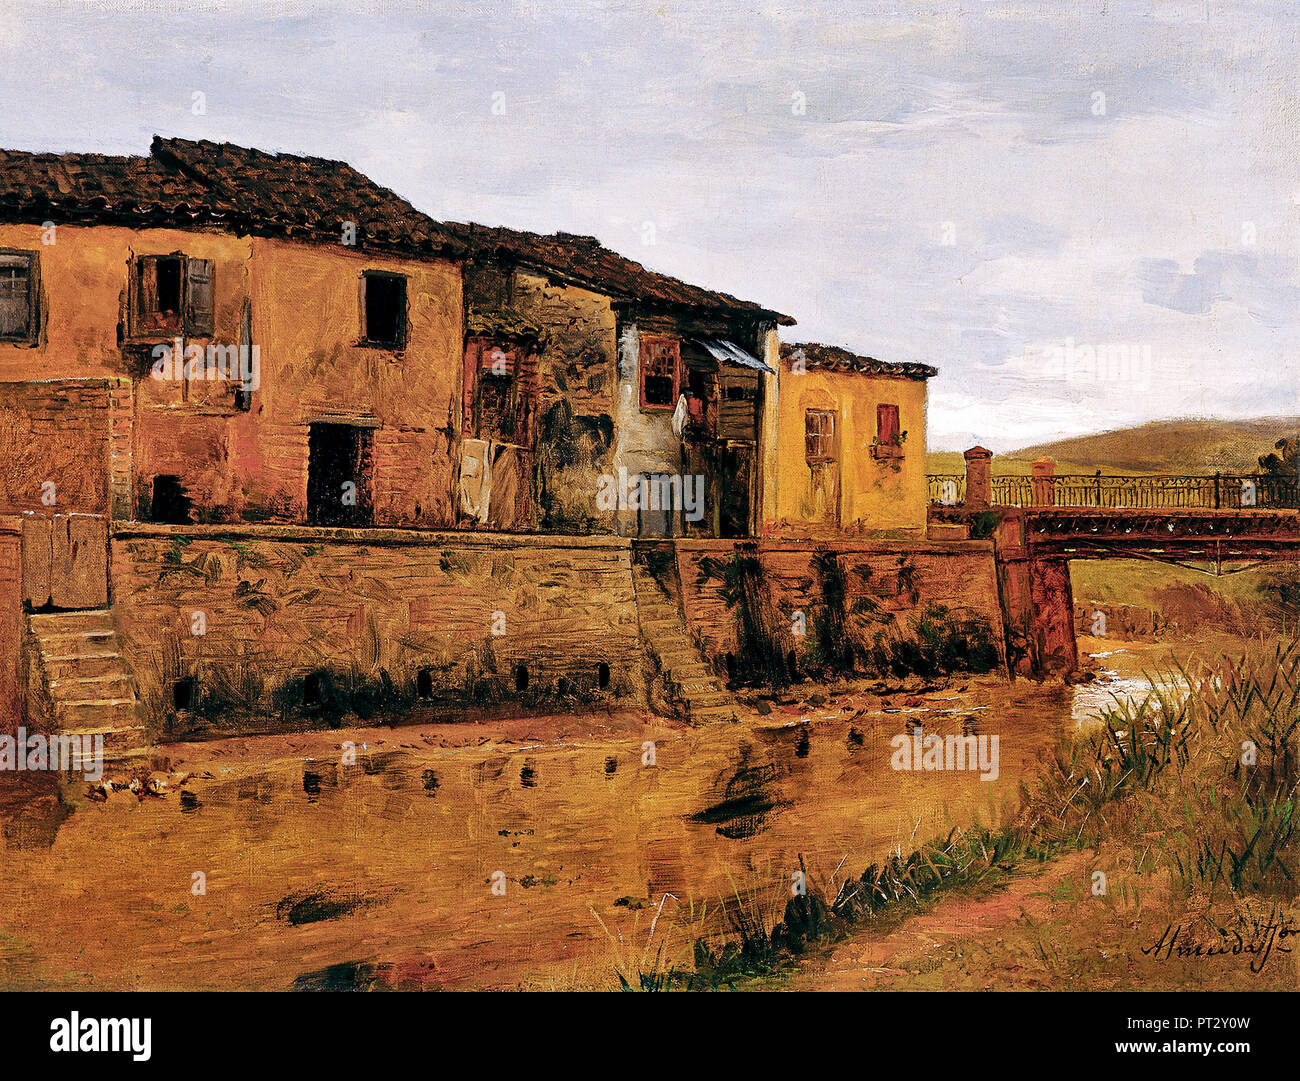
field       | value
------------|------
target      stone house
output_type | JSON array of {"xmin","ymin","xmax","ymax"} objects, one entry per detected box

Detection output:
[{"xmin": 0, "ymin": 137, "xmax": 799, "ymax": 541}]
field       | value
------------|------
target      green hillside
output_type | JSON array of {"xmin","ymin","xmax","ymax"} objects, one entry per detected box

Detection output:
[{"xmin": 928, "ymin": 417, "xmax": 1300, "ymax": 476}]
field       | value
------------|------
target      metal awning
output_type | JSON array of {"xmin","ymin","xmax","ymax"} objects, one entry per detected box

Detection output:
[{"xmin": 694, "ymin": 338, "xmax": 774, "ymax": 374}]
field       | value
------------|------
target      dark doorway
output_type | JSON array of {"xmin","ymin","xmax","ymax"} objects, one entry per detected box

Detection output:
[
  {"xmin": 717, "ymin": 443, "xmax": 753, "ymax": 538},
  {"xmin": 307, "ymin": 423, "xmax": 374, "ymax": 526},
  {"xmin": 150, "ymin": 475, "xmax": 192, "ymax": 524}
]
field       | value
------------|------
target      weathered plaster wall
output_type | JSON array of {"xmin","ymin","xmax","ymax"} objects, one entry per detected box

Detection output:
[
  {"xmin": 236, "ymin": 237, "xmax": 463, "ymax": 527},
  {"xmin": 110, "ymin": 525, "xmax": 646, "ymax": 734},
  {"xmin": 768, "ymin": 367, "xmax": 929, "ymax": 538},
  {"xmin": 672, "ymin": 538, "xmax": 1006, "ymax": 672},
  {"xmin": 510, "ymin": 269, "xmax": 618, "ymax": 532}
]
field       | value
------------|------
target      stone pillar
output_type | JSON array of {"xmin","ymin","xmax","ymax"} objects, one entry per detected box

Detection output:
[
  {"xmin": 964, "ymin": 446, "xmax": 992, "ymax": 508},
  {"xmin": 1031, "ymin": 457, "xmax": 1056, "ymax": 507}
]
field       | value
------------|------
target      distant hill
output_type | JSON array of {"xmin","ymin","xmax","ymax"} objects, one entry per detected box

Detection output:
[{"xmin": 927, "ymin": 417, "xmax": 1300, "ymax": 476}]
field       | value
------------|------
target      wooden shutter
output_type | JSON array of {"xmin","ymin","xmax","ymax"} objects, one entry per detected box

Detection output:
[
  {"xmin": 184, "ymin": 257, "xmax": 215, "ymax": 336},
  {"xmin": 0, "ymin": 251, "xmax": 34, "ymax": 341},
  {"xmin": 805, "ymin": 409, "xmax": 835, "ymax": 462},
  {"xmin": 877, "ymin": 403, "xmax": 900, "ymax": 445}
]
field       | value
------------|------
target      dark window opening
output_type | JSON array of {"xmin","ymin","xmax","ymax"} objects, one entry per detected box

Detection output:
[
  {"xmin": 597, "ymin": 662, "xmax": 611, "ymax": 690},
  {"xmin": 307, "ymin": 423, "xmax": 374, "ymax": 527},
  {"xmin": 514, "ymin": 664, "xmax": 529, "ymax": 692},
  {"xmin": 131, "ymin": 254, "xmax": 214, "ymax": 337},
  {"xmin": 150, "ymin": 475, "xmax": 192, "ymax": 524},
  {"xmin": 0, "ymin": 250, "xmax": 37, "ymax": 343},
  {"xmin": 725, "ymin": 384, "xmax": 749, "ymax": 401},
  {"xmin": 172, "ymin": 676, "xmax": 195, "ymax": 711},
  {"xmin": 363, "ymin": 272, "xmax": 406, "ymax": 348},
  {"xmin": 685, "ymin": 369, "xmax": 711, "ymax": 428},
  {"xmin": 234, "ymin": 299, "xmax": 254, "ymax": 412},
  {"xmin": 303, "ymin": 672, "xmax": 323, "ymax": 707},
  {"xmin": 639, "ymin": 337, "xmax": 679, "ymax": 409},
  {"xmin": 416, "ymin": 667, "xmax": 434, "ymax": 699},
  {"xmin": 476, "ymin": 369, "xmax": 516, "ymax": 441},
  {"xmin": 786, "ymin": 650, "xmax": 799, "ymax": 681},
  {"xmin": 156, "ymin": 258, "xmax": 182, "ymax": 314}
]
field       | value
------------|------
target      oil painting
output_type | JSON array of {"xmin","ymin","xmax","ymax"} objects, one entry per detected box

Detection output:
[{"xmin": 0, "ymin": 0, "xmax": 1297, "ymax": 1025}]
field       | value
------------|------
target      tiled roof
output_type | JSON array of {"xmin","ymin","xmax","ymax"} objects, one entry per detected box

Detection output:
[
  {"xmin": 152, "ymin": 137, "xmax": 465, "ymax": 257},
  {"xmin": 448, "ymin": 222, "xmax": 794, "ymax": 325},
  {"xmin": 0, "ymin": 138, "xmax": 463, "ymax": 258},
  {"xmin": 0, "ymin": 137, "xmax": 792, "ymax": 323},
  {"xmin": 780, "ymin": 342, "xmax": 937, "ymax": 380},
  {"xmin": 0, "ymin": 149, "xmax": 221, "ymax": 229}
]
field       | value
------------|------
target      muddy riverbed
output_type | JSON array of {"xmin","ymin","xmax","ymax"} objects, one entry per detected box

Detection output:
[{"xmin": 0, "ymin": 637, "xmax": 1192, "ymax": 990}]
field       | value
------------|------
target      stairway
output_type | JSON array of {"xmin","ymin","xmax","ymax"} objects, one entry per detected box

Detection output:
[
  {"xmin": 27, "ymin": 609, "xmax": 148, "ymax": 761},
  {"xmin": 631, "ymin": 562, "xmax": 739, "ymax": 723}
]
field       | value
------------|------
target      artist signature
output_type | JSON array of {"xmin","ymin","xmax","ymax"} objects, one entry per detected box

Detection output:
[{"xmin": 1141, "ymin": 911, "xmax": 1298, "ymax": 974}]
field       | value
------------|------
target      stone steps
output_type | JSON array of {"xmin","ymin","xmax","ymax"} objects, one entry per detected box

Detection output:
[
  {"xmin": 632, "ymin": 564, "xmax": 739, "ymax": 724},
  {"xmin": 28, "ymin": 609, "xmax": 148, "ymax": 759}
]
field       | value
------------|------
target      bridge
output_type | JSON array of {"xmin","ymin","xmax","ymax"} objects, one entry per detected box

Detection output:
[{"xmin": 926, "ymin": 449, "xmax": 1300, "ymax": 680}]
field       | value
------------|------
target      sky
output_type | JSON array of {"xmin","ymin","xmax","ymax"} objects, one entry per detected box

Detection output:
[{"xmin": 3, "ymin": 0, "xmax": 1298, "ymax": 452}]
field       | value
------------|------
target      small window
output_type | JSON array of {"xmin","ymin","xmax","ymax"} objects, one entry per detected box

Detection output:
[
  {"xmin": 131, "ymin": 254, "xmax": 213, "ymax": 337},
  {"xmin": 805, "ymin": 409, "xmax": 836, "ymax": 464},
  {"xmin": 877, "ymin": 404, "xmax": 901, "ymax": 446},
  {"xmin": 0, "ymin": 250, "xmax": 38, "ymax": 343},
  {"xmin": 150, "ymin": 475, "xmax": 192, "ymax": 524},
  {"xmin": 639, "ymin": 337, "xmax": 679, "ymax": 409},
  {"xmin": 363, "ymin": 271, "xmax": 406, "ymax": 348}
]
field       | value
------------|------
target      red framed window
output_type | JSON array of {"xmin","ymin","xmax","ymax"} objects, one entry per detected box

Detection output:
[
  {"xmin": 877, "ymin": 403, "xmax": 901, "ymax": 446},
  {"xmin": 639, "ymin": 337, "xmax": 679, "ymax": 409}
]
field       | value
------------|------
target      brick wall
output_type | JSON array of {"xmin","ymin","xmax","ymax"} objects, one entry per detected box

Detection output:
[{"xmin": 0, "ymin": 379, "xmax": 126, "ymax": 516}]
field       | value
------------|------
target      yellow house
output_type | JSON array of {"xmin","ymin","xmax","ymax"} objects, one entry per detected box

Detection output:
[{"xmin": 764, "ymin": 342, "xmax": 936, "ymax": 538}]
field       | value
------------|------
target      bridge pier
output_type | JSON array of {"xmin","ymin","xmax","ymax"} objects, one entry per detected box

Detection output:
[{"xmin": 992, "ymin": 511, "xmax": 1079, "ymax": 679}]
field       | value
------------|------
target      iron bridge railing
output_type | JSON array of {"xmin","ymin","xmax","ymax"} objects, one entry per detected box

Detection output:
[{"xmin": 927, "ymin": 472, "xmax": 1300, "ymax": 510}]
